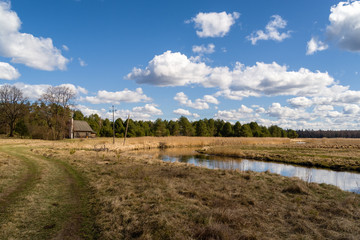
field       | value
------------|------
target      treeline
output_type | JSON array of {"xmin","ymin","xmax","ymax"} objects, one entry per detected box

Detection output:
[
  {"xmin": 0, "ymin": 85, "xmax": 75, "ymax": 140},
  {"xmin": 297, "ymin": 130, "xmax": 360, "ymax": 138},
  {"xmin": 0, "ymin": 84, "xmax": 298, "ymax": 139},
  {"xmin": 73, "ymin": 110, "xmax": 298, "ymax": 138}
]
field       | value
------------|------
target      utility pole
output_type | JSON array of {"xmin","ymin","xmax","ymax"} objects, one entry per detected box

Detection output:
[{"xmin": 123, "ymin": 114, "xmax": 130, "ymax": 146}]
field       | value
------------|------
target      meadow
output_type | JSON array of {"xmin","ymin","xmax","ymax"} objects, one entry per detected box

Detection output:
[{"xmin": 0, "ymin": 137, "xmax": 359, "ymax": 239}]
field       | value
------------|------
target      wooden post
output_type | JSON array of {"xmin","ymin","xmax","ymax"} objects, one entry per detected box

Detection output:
[
  {"xmin": 123, "ymin": 114, "xmax": 130, "ymax": 146},
  {"xmin": 112, "ymin": 105, "xmax": 115, "ymax": 144}
]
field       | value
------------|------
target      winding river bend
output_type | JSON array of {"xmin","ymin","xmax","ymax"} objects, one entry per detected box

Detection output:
[{"xmin": 138, "ymin": 148, "xmax": 360, "ymax": 194}]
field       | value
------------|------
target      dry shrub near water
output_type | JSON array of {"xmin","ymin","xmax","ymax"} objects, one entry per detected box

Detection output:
[{"xmin": 41, "ymin": 147, "xmax": 360, "ymax": 240}]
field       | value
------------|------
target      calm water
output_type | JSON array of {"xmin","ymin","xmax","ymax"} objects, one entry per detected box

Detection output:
[{"xmin": 150, "ymin": 149, "xmax": 360, "ymax": 194}]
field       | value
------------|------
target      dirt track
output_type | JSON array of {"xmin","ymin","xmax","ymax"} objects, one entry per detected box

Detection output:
[{"xmin": 0, "ymin": 145, "xmax": 96, "ymax": 239}]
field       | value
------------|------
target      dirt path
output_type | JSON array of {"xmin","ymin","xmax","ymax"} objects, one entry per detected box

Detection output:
[{"xmin": 0, "ymin": 146, "xmax": 97, "ymax": 239}]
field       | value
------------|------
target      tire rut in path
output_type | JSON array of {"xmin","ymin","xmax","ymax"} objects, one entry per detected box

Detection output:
[{"xmin": 0, "ymin": 147, "xmax": 97, "ymax": 239}]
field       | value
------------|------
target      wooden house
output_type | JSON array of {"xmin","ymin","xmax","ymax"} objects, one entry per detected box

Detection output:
[{"xmin": 70, "ymin": 119, "xmax": 96, "ymax": 138}]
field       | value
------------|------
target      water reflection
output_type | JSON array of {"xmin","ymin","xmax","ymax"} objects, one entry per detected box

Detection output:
[{"xmin": 161, "ymin": 152, "xmax": 360, "ymax": 194}]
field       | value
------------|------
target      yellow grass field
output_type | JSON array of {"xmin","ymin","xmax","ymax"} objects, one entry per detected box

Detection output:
[{"xmin": 0, "ymin": 137, "xmax": 360, "ymax": 239}]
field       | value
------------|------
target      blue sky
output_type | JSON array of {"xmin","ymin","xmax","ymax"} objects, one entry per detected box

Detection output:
[{"xmin": 1, "ymin": 0, "xmax": 360, "ymax": 130}]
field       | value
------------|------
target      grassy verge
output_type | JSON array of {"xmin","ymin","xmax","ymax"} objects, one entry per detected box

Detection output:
[
  {"xmin": 0, "ymin": 146, "xmax": 98, "ymax": 239},
  {"xmin": 38, "ymin": 145, "xmax": 360, "ymax": 239}
]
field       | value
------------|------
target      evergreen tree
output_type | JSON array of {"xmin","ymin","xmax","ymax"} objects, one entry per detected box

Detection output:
[
  {"xmin": 214, "ymin": 119, "xmax": 225, "ymax": 136},
  {"xmin": 114, "ymin": 118, "xmax": 125, "ymax": 137},
  {"xmin": 178, "ymin": 116, "xmax": 194, "ymax": 136},
  {"xmin": 100, "ymin": 118, "xmax": 113, "ymax": 137},
  {"xmin": 73, "ymin": 110, "xmax": 84, "ymax": 120},
  {"xmin": 240, "ymin": 124, "xmax": 253, "ymax": 137},
  {"xmin": 233, "ymin": 121, "xmax": 242, "ymax": 137},
  {"xmin": 154, "ymin": 118, "xmax": 169, "ymax": 136},
  {"xmin": 249, "ymin": 122, "xmax": 262, "ymax": 137},
  {"xmin": 221, "ymin": 122, "xmax": 234, "ymax": 137},
  {"xmin": 206, "ymin": 118, "xmax": 216, "ymax": 137},
  {"xmin": 168, "ymin": 120, "xmax": 180, "ymax": 136},
  {"xmin": 195, "ymin": 120, "xmax": 209, "ymax": 136}
]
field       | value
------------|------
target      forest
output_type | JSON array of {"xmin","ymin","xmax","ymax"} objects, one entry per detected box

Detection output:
[{"xmin": 0, "ymin": 84, "xmax": 300, "ymax": 139}]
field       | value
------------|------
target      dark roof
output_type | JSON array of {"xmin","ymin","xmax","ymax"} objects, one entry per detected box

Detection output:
[{"xmin": 73, "ymin": 120, "xmax": 95, "ymax": 133}]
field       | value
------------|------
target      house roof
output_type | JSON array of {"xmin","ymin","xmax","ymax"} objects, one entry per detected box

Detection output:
[{"xmin": 73, "ymin": 120, "xmax": 95, "ymax": 133}]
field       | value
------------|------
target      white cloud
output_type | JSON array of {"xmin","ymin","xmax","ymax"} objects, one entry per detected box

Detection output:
[
  {"xmin": 343, "ymin": 104, "xmax": 360, "ymax": 114},
  {"xmin": 192, "ymin": 43, "xmax": 215, "ymax": 54},
  {"xmin": 84, "ymin": 88, "xmax": 151, "ymax": 104},
  {"xmin": 0, "ymin": 62, "xmax": 20, "ymax": 80},
  {"xmin": 62, "ymin": 45, "xmax": 69, "ymax": 51},
  {"xmin": 287, "ymin": 97, "xmax": 313, "ymax": 108},
  {"xmin": 76, "ymin": 104, "xmax": 163, "ymax": 121},
  {"xmin": 215, "ymin": 89, "xmax": 260, "ymax": 101},
  {"xmin": 126, "ymin": 51, "xmax": 211, "ymax": 86},
  {"xmin": 214, "ymin": 105, "xmax": 254, "ymax": 121},
  {"xmin": 78, "ymin": 58, "xmax": 87, "ymax": 67},
  {"xmin": 173, "ymin": 108, "xmax": 200, "ymax": 118},
  {"xmin": 132, "ymin": 103, "xmax": 163, "ymax": 116},
  {"xmin": 306, "ymin": 37, "xmax": 328, "ymax": 55},
  {"xmin": 211, "ymin": 62, "xmax": 334, "ymax": 97},
  {"xmin": 0, "ymin": 82, "xmax": 87, "ymax": 100},
  {"xmin": 114, "ymin": 104, "xmax": 163, "ymax": 120},
  {"xmin": 75, "ymin": 104, "xmax": 101, "ymax": 116},
  {"xmin": 0, "ymin": 1, "xmax": 68, "ymax": 71},
  {"xmin": 247, "ymin": 15, "xmax": 291, "ymax": 45},
  {"xmin": 327, "ymin": 1, "xmax": 360, "ymax": 52},
  {"xmin": 267, "ymin": 102, "xmax": 312, "ymax": 120},
  {"xmin": 128, "ymin": 51, "xmax": 334, "ymax": 99},
  {"xmin": 174, "ymin": 92, "xmax": 218, "ymax": 110},
  {"xmin": 189, "ymin": 11, "xmax": 240, "ymax": 38}
]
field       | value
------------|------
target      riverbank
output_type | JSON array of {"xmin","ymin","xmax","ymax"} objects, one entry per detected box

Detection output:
[{"xmin": 199, "ymin": 141, "xmax": 360, "ymax": 172}]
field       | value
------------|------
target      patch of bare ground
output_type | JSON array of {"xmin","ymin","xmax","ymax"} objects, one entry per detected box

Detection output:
[
  {"xmin": 0, "ymin": 146, "xmax": 96, "ymax": 239},
  {"xmin": 40, "ymin": 144, "xmax": 360, "ymax": 240}
]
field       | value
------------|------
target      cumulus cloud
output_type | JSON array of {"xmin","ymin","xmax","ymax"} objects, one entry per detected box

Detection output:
[
  {"xmin": 192, "ymin": 43, "xmax": 215, "ymax": 54},
  {"xmin": 0, "ymin": 1, "xmax": 68, "ymax": 71},
  {"xmin": 214, "ymin": 105, "xmax": 254, "ymax": 121},
  {"xmin": 127, "ymin": 51, "xmax": 335, "ymax": 98},
  {"xmin": 327, "ymin": 1, "xmax": 360, "ymax": 52},
  {"xmin": 287, "ymin": 97, "xmax": 313, "ymax": 108},
  {"xmin": 247, "ymin": 15, "xmax": 291, "ymax": 45},
  {"xmin": 209, "ymin": 62, "xmax": 334, "ymax": 97},
  {"xmin": 174, "ymin": 92, "xmax": 218, "ymax": 110},
  {"xmin": 126, "ymin": 51, "xmax": 211, "ymax": 86},
  {"xmin": 127, "ymin": 51, "xmax": 335, "ymax": 99},
  {"xmin": 0, "ymin": 62, "xmax": 20, "ymax": 80},
  {"xmin": 173, "ymin": 108, "xmax": 200, "ymax": 118},
  {"xmin": 84, "ymin": 88, "xmax": 151, "ymax": 104},
  {"xmin": 306, "ymin": 37, "xmax": 328, "ymax": 55},
  {"xmin": 75, "ymin": 104, "xmax": 163, "ymax": 121},
  {"xmin": 267, "ymin": 102, "xmax": 312, "ymax": 120},
  {"xmin": 188, "ymin": 11, "xmax": 240, "ymax": 38},
  {"xmin": 0, "ymin": 82, "xmax": 87, "ymax": 100}
]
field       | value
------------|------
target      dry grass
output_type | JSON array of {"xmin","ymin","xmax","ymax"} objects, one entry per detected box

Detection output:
[
  {"xmin": 30, "ymin": 140, "xmax": 360, "ymax": 240},
  {"xmin": 1, "ymin": 138, "xmax": 360, "ymax": 239}
]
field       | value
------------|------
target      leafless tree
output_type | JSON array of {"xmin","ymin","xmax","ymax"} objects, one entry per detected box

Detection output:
[
  {"xmin": 41, "ymin": 86, "xmax": 76, "ymax": 108},
  {"xmin": 39, "ymin": 86, "xmax": 76, "ymax": 139},
  {"xmin": 0, "ymin": 85, "xmax": 28, "ymax": 137}
]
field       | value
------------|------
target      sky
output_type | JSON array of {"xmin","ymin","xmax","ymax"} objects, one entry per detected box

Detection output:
[{"xmin": 1, "ymin": 0, "xmax": 360, "ymax": 130}]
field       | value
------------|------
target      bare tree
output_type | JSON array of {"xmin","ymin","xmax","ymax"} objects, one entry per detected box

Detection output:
[
  {"xmin": 41, "ymin": 86, "xmax": 76, "ymax": 108},
  {"xmin": 39, "ymin": 86, "xmax": 76, "ymax": 139},
  {"xmin": 0, "ymin": 85, "xmax": 28, "ymax": 137}
]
